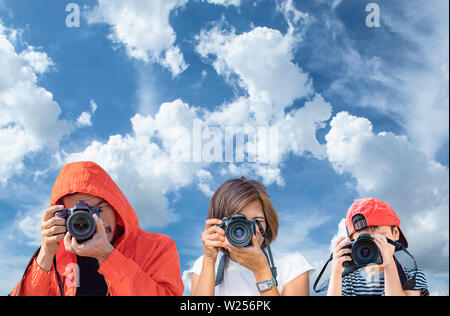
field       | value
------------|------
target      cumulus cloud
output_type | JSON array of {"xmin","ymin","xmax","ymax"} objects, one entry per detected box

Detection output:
[
  {"xmin": 195, "ymin": 11, "xmax": 331, "ymax": 184},
  {"xmin": 61, "ymin": 3, "xmax": 334, "ymax": 226},
  {"xmin": 325, "ymin": 111, "xmax": 449, "ymax": 273},
  {"xmin": 86, "ymin": 0, "xmax": 189, "ymax": 76},
  {"xmin": 0, "ymin": 23, "xmax": 70, "ymax": 185},
  {"xmin": 61, "ymin": 99, "xmax": 211, "ymax": 228},
  {"xmin": 76, "ymin": 99, "xmax": 98, "ymax": 128},
  {"xmin": 196, "ymin": 24, "xmax": 313, "ymax": 122}
]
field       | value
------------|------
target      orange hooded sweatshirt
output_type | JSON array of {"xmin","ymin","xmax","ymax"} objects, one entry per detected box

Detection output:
[{"xmin": 11, "ymin": 161, "xmax": 184, "ymax": 296}]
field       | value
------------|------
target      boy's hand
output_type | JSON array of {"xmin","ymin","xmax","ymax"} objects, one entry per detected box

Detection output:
[
  {"xmin": 331, "ymin": 236, "xmax": 352, "ymax": 274},
  {"xmin": 372, "ymin": 233, "xmax": 396, "ymax": 268}
]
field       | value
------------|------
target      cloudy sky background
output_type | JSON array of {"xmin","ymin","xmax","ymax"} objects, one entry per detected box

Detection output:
[{"xmin": 0, "ymin": 0, "xmax": 448, "ymax": 295}]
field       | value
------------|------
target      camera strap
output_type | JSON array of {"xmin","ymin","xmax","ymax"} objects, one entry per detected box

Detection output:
[
  {"xmin": 255, "ymin": 220, "xmax": 278, "ymax": 285},
  {"xmin": 13, "ymin": 246, "xmax": 65, "ymax": 296},
  {"xmin": 313, "ymin": 239, "xmax": 419, "ymax": 293}
]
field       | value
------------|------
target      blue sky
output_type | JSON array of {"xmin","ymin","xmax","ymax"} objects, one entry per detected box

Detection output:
[{"xmin": 0, "ymin": 0, "xmax": 448, "ymax": 295}]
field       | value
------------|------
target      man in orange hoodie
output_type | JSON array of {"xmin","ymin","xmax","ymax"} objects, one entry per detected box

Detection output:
[{"xmin": 11, "ymin": 161, "xmax": 184, "ymax": 296}]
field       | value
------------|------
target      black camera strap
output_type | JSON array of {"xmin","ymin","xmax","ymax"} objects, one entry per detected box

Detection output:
[
  {"xmin": 313, "ymin": 254, "xmax": 333, "ymax": 293},
  {"xmin": 13, "ymin": 246, "xmax": 65, "ymax": 296},
  {"xmin": 255, "ymin": 220, "xmax": 278, "ymax": 285},
  {"xmin": 313, "ymin": 238, "xmax": 419, "ymax": 294}
]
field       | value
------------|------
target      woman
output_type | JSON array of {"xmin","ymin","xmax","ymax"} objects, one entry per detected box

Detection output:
[{"xmin": 186, "ymin": 177, "xmax": 314, "ymax": 296}]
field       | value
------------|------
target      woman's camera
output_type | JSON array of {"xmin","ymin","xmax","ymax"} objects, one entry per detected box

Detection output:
[
  {"xmin": 54, "ymin": 201, "xmax": 102, "ymax": 243},
  {"xmin": 216, "ymin": 214, "xmax": 256, "ymax": 248}
]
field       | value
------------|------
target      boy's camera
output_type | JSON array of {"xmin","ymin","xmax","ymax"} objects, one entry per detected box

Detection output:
[
  {"xmin": 216, "ymin": 214, "xmax": 256, "ymax": 248},
  {"xmin": 343, "ymin": 234, "xmax": 383, "ymax": 272},
  {"xmin": 54, "ymin": 201, "xmax": 102, "ymax": 243}
]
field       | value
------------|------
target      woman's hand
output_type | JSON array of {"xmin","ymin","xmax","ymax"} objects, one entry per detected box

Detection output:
[
  {"xmin": 202, "ymin": 219, "xmax": 226, "ymax": 261},
  {"xmin": 224, "ymin": 234, "xmax": 269, "ymax": 276}
]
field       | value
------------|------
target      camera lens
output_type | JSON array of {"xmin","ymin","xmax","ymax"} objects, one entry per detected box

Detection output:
[
  {"xmin": 226, "ymin": 220, "xmax": 254, "ymax": 248},
  {"xmin": 234, "ymin": 228, "xmax": 244, "ymax": 238},
  {"xmin": 360, "ymin": 247, "xmax": 370, "ymax": 258},
  {"xmin": 352, "ymin": 235, "xmax": 380, "ymax": 266},
  {"xmin": 72, "ymin": 215, "xmax": 90, "ymax": 233},
  {"xmin": 67, "ymin": 212, "xmax": 96, "ymax": 242}
]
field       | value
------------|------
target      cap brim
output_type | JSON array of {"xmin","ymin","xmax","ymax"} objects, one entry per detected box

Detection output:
[{"xmin": 398, "ymin": 227, "xmax": 408, "ymax": 249}]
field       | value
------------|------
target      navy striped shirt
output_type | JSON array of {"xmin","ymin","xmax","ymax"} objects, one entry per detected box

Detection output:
[{"xmin": 342, "ymin": 267, "xmax": 429, "ymax": 296}]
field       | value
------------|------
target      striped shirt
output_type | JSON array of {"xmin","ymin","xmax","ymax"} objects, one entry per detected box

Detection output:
[{"xmin": 342, "ymin": 267, "xmax": 429, "ymax": 296}]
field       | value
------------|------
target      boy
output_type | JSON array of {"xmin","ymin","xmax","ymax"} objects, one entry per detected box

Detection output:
[{"xmin": 328, "ymin": 198, "xmax": 429, "ymax": 296}]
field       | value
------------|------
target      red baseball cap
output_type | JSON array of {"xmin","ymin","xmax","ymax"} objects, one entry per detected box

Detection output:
[{"xmin": 345, "ymin": 198, "xmax": 408, "ymax": 248}]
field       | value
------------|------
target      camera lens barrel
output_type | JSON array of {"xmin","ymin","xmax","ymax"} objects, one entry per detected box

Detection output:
[
  {"xmin": 67, "ymin": 211, "xmax": 97, "ymax": 242},
  {"xmin": 219, "ymin": 214, "xmax": 256, "ymax": 248},
  {"xmin": 351, "ymin": 234, "xmax": 381, "ymax": 267}
]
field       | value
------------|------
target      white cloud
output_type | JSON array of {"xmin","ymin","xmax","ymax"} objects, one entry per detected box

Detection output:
[
  {"xmin": 196, "ymin": 25, "xmax": 313, "ymax": 122},
  {"xmin": 76, "ymin": 99, "xmax": 98, "ymax": 128},
  {"xmin": 0, "ymin": 23, "xmax": 70, "ymax": 185},
  {"xmin": 62, "ymin": 99, "xmax": 211, "ymax": 228},
  {"xmin": 202, "ymin": 0, "xmax": 241, "ymax": 7},
  {"xmin": 18, "ymin": 46, "xmax": 54, "ymax": 74},
  {"xmin": 89, "ymin": 99, "xmax": 98, "ymax": 113},
  {"xmin": 324, "ymin": 0, "xmax": 449, "ymax": 160},
  {"xmin": 195, "ymin": 15, "xmax": 332, "ymax": 184},
  {"xmin": 325, "ymin": 111, "xmax": 449, "ymax": 273},
  {"xmin": 76, "ymin": 111, "xmax": 92, "ymax": 127},
  {"xmin": 86, "ymin": 0, "xmax": 189, "ymax": 76}
]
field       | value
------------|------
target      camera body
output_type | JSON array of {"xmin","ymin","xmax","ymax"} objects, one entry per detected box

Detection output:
[
  {"xmin": 342, "ymin": 233, "xmax": 383, "ymax": 273},
  {"xmin": 216, "ymin": 214, "xmax": 256, "ymax": 248},
  {"xmin": 54, "ymin": 201, "xmax": 102, "ymax": 243}
]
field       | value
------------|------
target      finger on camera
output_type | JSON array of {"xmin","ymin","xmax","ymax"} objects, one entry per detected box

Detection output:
[
  {"xmin": 335, "ymin": 248, "xmax": 351, "ymax": 258},
  {"xmin": 42, "ymin": 205, "xmax": 65, "ymax": 223},
  {"xmin": 206, "ymin": 232, "xmax": 224, "ymax": 240},
  {"xmin": 47, "ymin": 233, "xmax": 65, "ymax": 244},
  {"xmin": 334, "ymin": 237, "xmax": 351, "ymax": 251},
  {"xmin": 205, "ymin": 240, "xmax": 224, "ymax": 248},
  {"xmin": 205, "ymin": 218, "xmax": 222, "ymax": 229},
  {"xmin": 45, "ymin": 225, "xmax": 67, "ymax": 237},
  {"xmin": 41, "ymin": 214, "xmax": 66, "ymax": 231},
  {"xmin": 206, "ymin": 225, "xmax": 226, "ymax": 236}
]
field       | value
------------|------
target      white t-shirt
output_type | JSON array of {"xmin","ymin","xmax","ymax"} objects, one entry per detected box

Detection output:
[{"xmin": 184, "ymin": 251, "xmax": 314, "ymax": 296}]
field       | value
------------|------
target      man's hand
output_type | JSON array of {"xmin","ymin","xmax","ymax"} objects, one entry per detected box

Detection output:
[
  {"xmin": 64, "ymin": 214, "xmax": 114, "ymax": 263},
  {"xmin": 37, "ymin": 205, "xmax": 67, "ymax": 272}
]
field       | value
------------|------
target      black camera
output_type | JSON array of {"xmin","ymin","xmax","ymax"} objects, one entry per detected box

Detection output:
[
  {"xmin": 343, "ymin": 233, "xmax": 383, "ymax": 273},
  {"xmin": 54, "ymin": 201, "xmax": 102, "ymax": 243},
  {"xmin": 216, "ymin": 214, "xmax": 256, "ymax": 248}
]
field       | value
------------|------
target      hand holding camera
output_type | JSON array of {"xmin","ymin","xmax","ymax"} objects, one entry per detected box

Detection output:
[
  {"xmin": 330, "ymin": 236, "xmax": 353, "ymax": 274},
  {"xmin": 63, "ymin": 213, "xmax": 114, "ymax": 263},
  {"xmin": 202, "ymin": 219, "xmax": 226, "ymax": 261},
  {"xmin": 37, "ymin": 205, "xmax": 68, "ymax": 272},
  {"xmin": 332, "ymin": 233, "xmax": 399, "ymax": 276},
  {"xmin": 214, "ymin": 214, "xmax": 271, "ymax": 276}
]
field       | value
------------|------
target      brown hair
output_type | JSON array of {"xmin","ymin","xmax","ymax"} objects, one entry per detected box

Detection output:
[{"xmin": 207, "ymin": 177, "xmax": 279, "ymax": 248}]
